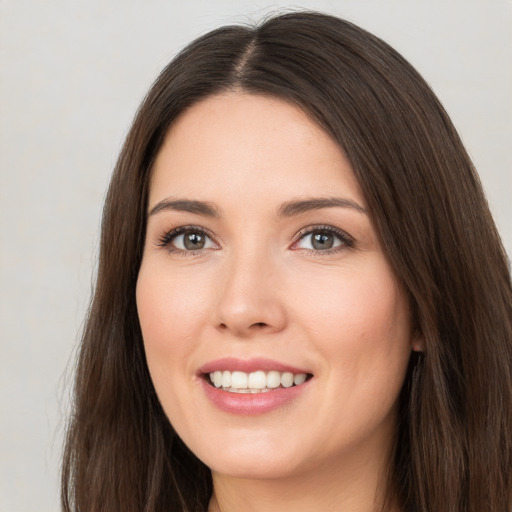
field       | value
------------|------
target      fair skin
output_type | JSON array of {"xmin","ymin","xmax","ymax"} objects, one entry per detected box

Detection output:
[{"xmin": 136, "ymin": 92, "xmax": 415, "ymax": 511}]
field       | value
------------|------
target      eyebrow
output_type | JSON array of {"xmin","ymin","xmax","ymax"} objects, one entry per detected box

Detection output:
[
  {"xmin": 149, "ymin": 198, "xmax": 220, "ymax": 217},
  {"xmin": 148, "ymin": 196, "xmax": 367, "ymax": 218},
  {"xmin": 278, "ymin": 197, "xmax": 367, "ymax": 217}
]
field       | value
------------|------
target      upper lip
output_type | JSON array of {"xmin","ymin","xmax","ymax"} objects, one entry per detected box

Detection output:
[{"xmin": 198, "ymin": 357, "xmax": 311, "ymax": 375}]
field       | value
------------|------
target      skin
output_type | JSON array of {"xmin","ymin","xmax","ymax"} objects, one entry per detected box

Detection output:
[{"xmin": 136, "ymin": 92, "xmax": 416, "ymax": 511}]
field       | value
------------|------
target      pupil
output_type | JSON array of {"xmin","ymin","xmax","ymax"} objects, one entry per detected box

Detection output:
[
  {"xmin": 184, "ymin": 232, "xmax": 205, "ymax": 250},
  {"xmin": 312, "ymin": 232, "xmax": 333, "ymax": 250}
]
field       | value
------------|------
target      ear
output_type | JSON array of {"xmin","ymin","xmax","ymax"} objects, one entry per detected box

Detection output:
[{"xmin": 411, "ymin": 333, "xmax": 424, "ymax": 352}]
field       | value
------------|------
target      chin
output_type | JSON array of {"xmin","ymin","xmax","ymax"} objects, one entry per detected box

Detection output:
[{"xmin": 186, "ymin": 429, "xmax": 317, "ymax": 481}]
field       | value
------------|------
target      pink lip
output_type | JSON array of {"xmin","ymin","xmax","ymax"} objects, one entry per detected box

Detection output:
[
  {"xmin": 197, "ymin": 358, "xmax": 313, "ymax": 416},
  {"xmin": 200, "ymin": 378, "xmax": 311, "ymax": 415},
  {"xmin": 198, "ymin": 357, "xmax": 310, "ymax": 374}
]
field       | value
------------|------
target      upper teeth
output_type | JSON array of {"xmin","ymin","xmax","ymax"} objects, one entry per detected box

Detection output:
[{"xmin": 209, "ymin": 370, "xmax": 307, "ymax": 392}]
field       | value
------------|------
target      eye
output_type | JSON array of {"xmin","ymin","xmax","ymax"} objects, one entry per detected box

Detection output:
[
  {"xmin": 157, "ymin": 226, "xmax": 217, "ymax": 253},
  {"xmin": 293, "ymin": 226, "xmax": 353, "ymax": 252}
]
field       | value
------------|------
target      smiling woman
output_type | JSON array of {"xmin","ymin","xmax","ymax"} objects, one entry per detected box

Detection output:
[
  {"xmin": 137, "ymin": 93, "xmax": 414, "ymax": 499},
  {"xmin": 61, "ymin": 11, "xmax": 512, "ymax": 512}
]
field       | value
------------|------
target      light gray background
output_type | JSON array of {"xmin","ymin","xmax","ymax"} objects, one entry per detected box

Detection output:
[{"xmin": 1, "ymin": 1, "xmax": 511, "ymax": 510}]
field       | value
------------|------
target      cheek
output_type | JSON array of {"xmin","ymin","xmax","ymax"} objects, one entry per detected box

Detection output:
[
  {"xmin": 136, "ymin": 261, "xmax": 210, "ymax": 346},
  {"xmin": 135, "ymin": 262, "xmax": 209, "ymax": 398},
  {"xmin": 290, "ymin": 259, "xmax": 412, "ymax": 408},
  {"xmin": 135, "ymin": 261, "xmax": 215, "ymax": 439},
  {"xmin": 292, "ymin": 259, "xmax": 409, "ymax": 343}
]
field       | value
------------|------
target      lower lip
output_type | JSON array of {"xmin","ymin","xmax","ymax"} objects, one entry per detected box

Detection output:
[{"xmin": 200, "ymin": 378, "xmax": 311, "ymax": 415}]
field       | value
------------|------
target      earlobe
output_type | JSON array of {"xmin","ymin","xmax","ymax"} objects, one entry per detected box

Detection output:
[{"xmin": 411, "ymin": 335, "xmax": 424, "ymax": 352}]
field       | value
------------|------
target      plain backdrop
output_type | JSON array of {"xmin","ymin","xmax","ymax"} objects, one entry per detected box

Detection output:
[{"xmin": 1, "ymin": 1, "xmax": 511, "ymax": 510}]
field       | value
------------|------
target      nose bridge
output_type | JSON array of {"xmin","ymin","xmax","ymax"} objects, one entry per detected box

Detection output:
[{"xmin": 215, "ymin": 242, "xmax": 286, "ymax": 336}]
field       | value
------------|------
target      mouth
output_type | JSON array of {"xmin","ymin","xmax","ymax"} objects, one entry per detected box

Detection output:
[
  {"xmin": 204, "ymin": 370, "xmax": 313, "ymax": 393},
  {"xmin": 198, "ymin": 358, "xmax": 313, "ymax": 414}
]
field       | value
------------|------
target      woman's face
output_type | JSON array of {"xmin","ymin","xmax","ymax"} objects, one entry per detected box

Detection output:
[{"xmin": 137, "ymin": 93, "xmax": 414, "ymax": 480}]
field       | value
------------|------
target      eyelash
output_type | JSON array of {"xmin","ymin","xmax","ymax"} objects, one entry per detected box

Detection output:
[
  {"xmin": 292, "ymin": 225, "xmax": 355, "ymax": 254},
  {"xmin": 156, "ymin": 225, "xmax": 218, "ymax": 256},
  {"xmin": 156, "ymin": 224, "xmax": 354, "ymax": 256}
]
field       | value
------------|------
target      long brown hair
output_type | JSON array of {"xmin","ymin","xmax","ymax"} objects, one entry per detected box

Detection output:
[{"xmin": 62, "ymin": 11, "xmax": 512, "ymax": 512}]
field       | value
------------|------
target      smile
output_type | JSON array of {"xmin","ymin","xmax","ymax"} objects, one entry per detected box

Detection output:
[
  {"xmin": 208, "ymin": 370, "xmax": 309, "ymax": 393},
  {"xmin": 198, "ymin": 358, "xmax": 314, "ymax": 414}
]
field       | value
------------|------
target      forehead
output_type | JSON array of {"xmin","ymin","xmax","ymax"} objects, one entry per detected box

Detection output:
[{"xmin": 150, "ymin": 92, "xmax": 365, "ymax": 209}]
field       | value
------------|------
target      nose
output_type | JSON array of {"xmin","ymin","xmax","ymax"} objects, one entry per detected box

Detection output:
[{"xmin": 214, "ymin": 250, "xmax": 287, "ymax": 338}]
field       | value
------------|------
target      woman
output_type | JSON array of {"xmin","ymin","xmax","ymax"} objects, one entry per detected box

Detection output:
[{"xmin": 61, "ymin": 11, "xmax": 512, "ymax": 512}]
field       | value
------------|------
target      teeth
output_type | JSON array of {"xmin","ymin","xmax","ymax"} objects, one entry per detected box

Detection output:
[
  {"xmin": 213, "ymin": 371, "xmax": 222, "ymax": 388},
  {"xmin": 248, "ymin": 370, "xmax": 266, "ymax": 389},
  {"xmin": 231, "ymin": 371, "xmax": 247, "ymax": 389},
  {"xmin": 267, "ymin": 370, "xmax": 281, "ymax": 388},
  {"xmin": 293, "ymin": 373, "xmax": 307, "ymax": 385},
  {"xmin": 208, "ymin": 370, "xmax": 309, "ymax": 392},
  {"xmin": 221, "ymin": 370, "xmax": 231, "ymax": 388},
  {"xmin": 281, "ymin": 372, "xmax": 294, "ymax": 388}
]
